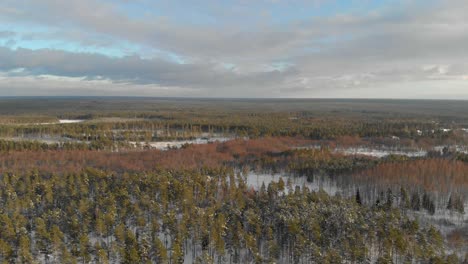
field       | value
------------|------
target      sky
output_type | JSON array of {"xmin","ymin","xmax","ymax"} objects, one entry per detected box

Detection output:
[{"xmin": 0, "ymin": 0, "xmax": 467, "ymax": 98}]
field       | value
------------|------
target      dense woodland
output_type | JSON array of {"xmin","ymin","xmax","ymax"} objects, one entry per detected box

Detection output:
[
  {"xmin": 0, "ymin": 98, "xmax": 467, "ymax": 263},
  {"xmin": 0, "ymin": 168, "xmax": 462, "ymax": 263},
  {"xmin": 0, "ymin": 115, "xmax": 465, "ymax": 144}
]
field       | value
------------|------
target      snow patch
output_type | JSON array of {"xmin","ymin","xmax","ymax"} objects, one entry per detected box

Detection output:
[
  {"xmin": 335, "ymin": 147, "xmax": 427, "ymax": 158},
  {"xmin": 130, "ymin": 137, "xmax": 233, "ymax": 150},
  {"xmin": 58, "ymin": 119, "xmax": 85, "ymax": 124}
]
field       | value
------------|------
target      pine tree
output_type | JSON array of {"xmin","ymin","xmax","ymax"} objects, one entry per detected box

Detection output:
[
  {"xmin": 453, "ymin": 195, "xmax": 465, "ymax": 214},
  {"xmin": 154, "ymin": 238, "xmax": 168, "ymax": 263},
  {"xmin": 400, "ymin": 187, "xmax": 410, "ymax": 209},
  {"xmin": 123, "ymin": 230, "xmax": 140, "ymax": 264},
  {"xmin": 447, "ymin": 195, "xmax": 453, "ymax": 210},
  {"xmin": 95, "ymin": 242, "xmax": 109, "ymax": 264},
  {"xmin": 355, "ymin": 188, "xmax": 362, "ymax": 205},
  {"xmin": 171, "ymin": 238, "xmax": 184, "ymax": 264},
  {"xmin": 0, "ymin": 239, "xmax": 13, "ymax": 262},
  {"xmin": 79, "ymin": 234, "xmax": 91, "ymax": 263},
  {"xmin": 385, "ymin": 188, "xmax": 393, "ymax": 209},
  {"xmin": 410, "ymin": 192, "xmax": 421, "ymax": 211},
  {"xmin": 18, "ymin": 234, "xmax": 33, "ymax": 263}
]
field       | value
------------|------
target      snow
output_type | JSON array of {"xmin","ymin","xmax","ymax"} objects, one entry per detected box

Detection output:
[
  {"xmin": 1, "ymin": 136, "xmax": 82, "ymax": 144},
  {"xmin": 434, "ymin": 145, "xmax": 468, "ymax": 154},
  {"xmin": 245, "ymin": 172, "xmax": 340, "ymax": 195},
  {"xmin": 246, "ymin": 171, "xmax": 468, "ymax": 241},
  {"xmin": 130, "ymin": 137, "xmax": 233, "ymax": 150},
  {"xmin": 300, "ymin": 144, "xmax": 468, "ymax": 158},
  {"xmin": 58, "ymin": 119, "xmax": 85, "ymax": 124},
  {"xmin": 33, "ymin": 119, "xmax": 85, "ymax": 125},
  {"xmin": 296, "ymin": 145, "xmax": 429, "ymax": 158},
  {"xmin": 407, "ymin": 207, "xmax": 468, "ymax": 242},
  {"xmin": 335, "ymin": 147, "xmax": 427, "ymax": 158}
]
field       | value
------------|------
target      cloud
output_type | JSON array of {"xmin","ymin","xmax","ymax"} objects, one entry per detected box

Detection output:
[
  {"xmin": 0, "ymin": 0, "xmax": 467, "ymax": 98},
  {"xmin": 0, "ymin": 73, "xmax": 199, "ymax": 97},
  {"xmin": 0, "ymin": 0, "xmax": 312, "ymax": 62},
  {"xmin": 0, "ymin": 47, "xmax": 297, "ymax": 97},
  {"xmin": 0, "ymin": 31, "xmax": 15, "ymax": 38}
]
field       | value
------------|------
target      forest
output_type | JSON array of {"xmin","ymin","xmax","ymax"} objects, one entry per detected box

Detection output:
[{"xmin": 0, "ymin": 98, "xmax": 466, "ymax": 263}]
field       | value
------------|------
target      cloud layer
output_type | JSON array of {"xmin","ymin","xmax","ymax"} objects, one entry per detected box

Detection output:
[{"xmin": 0, "ymin": 0, "xmax": 467, "ymax": 98}]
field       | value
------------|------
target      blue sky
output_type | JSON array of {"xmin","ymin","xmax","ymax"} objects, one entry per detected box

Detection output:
[
  {"xmin": 2, "ymin": 1, "xmax": 398, "ymax": 55},
  {"xmin": 0, "ymin": 0, "xmax": 466, "ymax": 98}
]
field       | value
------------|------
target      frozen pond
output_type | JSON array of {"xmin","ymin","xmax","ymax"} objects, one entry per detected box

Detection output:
[
  {"xmin": 58, "ymin": 119, "xmax": 85, "ymax": 124},
  {"xmin": 130, "ymin": 137, "xmax": 233, "ymax": 150},
  {"xmin": 297, "ymin": 145, "xmax": 429, "ymax": 158},
  {"xmin": 2, "ymin": 136, "xmax": 235, "ymax": 149},
  {"xmin": 34, "ymin": 119, "xmax": 85, "ymax": 125},
  {"xmin": 336, "ymin": 147, "xmax": 427, "ymax": 158},
  {"xmin": 2, "ymin": 136, "xmax": 83, "ymax": 145}
]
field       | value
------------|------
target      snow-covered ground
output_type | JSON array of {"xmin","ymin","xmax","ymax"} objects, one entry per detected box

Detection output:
[
  {"xmin": 303, "ymin": 145, "xmax": 467, "ymax": 158},
  {"xmin": 58, "ymin": 119, "xmax": 85, "ymax": 124},
  {"xmin": 1, "ymin": 136, "xmax": 82, "ymax": 144},
  {"xmin": 336, "ymin": 147, "xmax": 427, "ymax": 158},
  {"xmin": 130, "ymin": 137, "xmax": 233, "ymax": 150},
  {"xmin": 246, "ymin": 172, "xmax": 340, "ymax": 195},
  {"xmin": 33, "ymin": 119, "xmax": 85, "ymax": 125},
  {"xmin": 296, "ymin": 145, "xmax": 429, "ymax": 158},
  {"xmin": 245, "ymin": 171, "xmax": 467, "ymax": 237},
  {"xmin": 434, "ymin": 145, "xmax": 468, "ymax": 154}
]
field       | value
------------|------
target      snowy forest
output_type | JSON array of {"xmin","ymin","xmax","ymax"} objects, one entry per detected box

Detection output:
[{"xmin": 0, "ymin": 98, "xmax": 466, "ymax": 263}]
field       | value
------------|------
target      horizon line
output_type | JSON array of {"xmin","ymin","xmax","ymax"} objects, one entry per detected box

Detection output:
[{"xmin": 0, "ymin": 96, "xmax": 467, "ymax": 101}]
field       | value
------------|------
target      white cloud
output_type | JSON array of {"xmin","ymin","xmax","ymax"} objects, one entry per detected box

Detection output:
[{"xmin": 0, "ymin": 0, "xmax": 467, "ymax": 98}]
